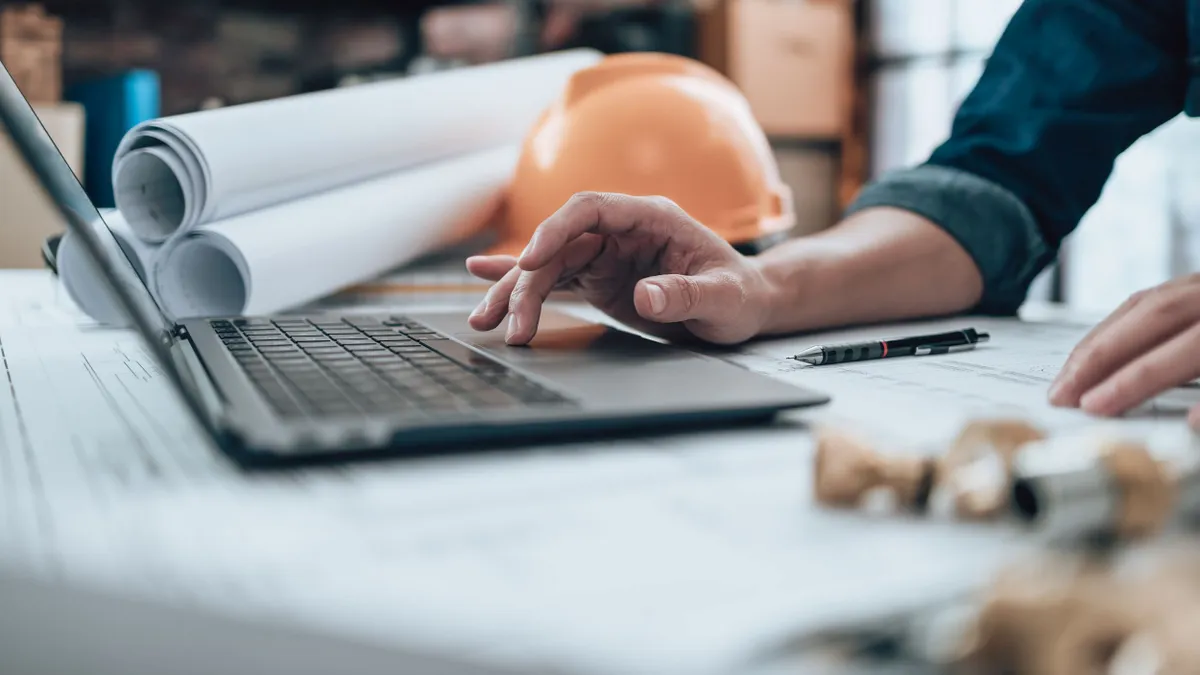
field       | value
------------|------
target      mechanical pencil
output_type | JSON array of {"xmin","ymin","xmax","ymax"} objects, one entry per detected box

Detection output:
[{"xmin": 790, "ymin": 328, "xmax": 989, "ymax": 366}]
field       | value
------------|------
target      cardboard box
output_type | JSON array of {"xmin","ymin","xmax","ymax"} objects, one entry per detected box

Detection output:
[
  {"xmin": 0, "ymin": 102, "xmax": 85, "ymax": 268},
  {"xmin": 725, "ymin": 0, "xmax": 855, "ymax": 138},
  {"xmin": 0, "ymin": 40, "xmax": 61, "ymax": 103},
  {"xmin": 772, "ymin": 141, "xmax": 840, "ymax": 236},
  {"xmin": 0, "ymin": 4, "xmax": 62, "ymax": 43},
  {"xmin": 0, "ymin": 3, "xmax": 63, "ymax": 104}
]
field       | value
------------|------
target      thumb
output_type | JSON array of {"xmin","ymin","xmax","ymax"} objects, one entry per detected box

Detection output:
[{"xmin": 634, "ymin": 272, "xmax": 740, "ymax": 324}]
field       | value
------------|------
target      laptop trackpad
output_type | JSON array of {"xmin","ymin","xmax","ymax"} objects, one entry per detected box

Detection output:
[{"xmin": 446, "ymin": 311, "xmax": 694, "ymax": 366}]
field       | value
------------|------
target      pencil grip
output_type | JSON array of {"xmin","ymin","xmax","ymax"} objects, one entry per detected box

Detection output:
[{"xmin": 822, "ymin": 342, "xmax": 885, "ymax": 364}]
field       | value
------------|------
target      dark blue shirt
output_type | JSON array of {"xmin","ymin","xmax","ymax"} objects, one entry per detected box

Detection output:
[{"xmin": 845, "ymin": 0, "xmax": 1196, "ymax": 314}]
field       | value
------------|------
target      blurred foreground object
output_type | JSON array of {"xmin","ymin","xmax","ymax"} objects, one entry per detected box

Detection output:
[
  {"xmin": 813, "ymin": 413, "xmax": 1200, "ymax": 543},
  {"xmin": 795, "ymin": 547, "xmax": 1200, "ymax": 674},
  {"xmin": 813, "ymin": 427, "xmax": 934, "ymax": 512},
  {"xmin": 1011, "ymin": 430, "xmax": 1200, "ymax": 545},
  {"xmin": 813, "ymin": 418, "xmax": 1044, "ymax": 523},
  {"xmin": 949, "ymin": 550, "xmax": 1200, "ymax": 675},
  {"xmin": 0, "ymin": 3, "xmax": 62, "ymax": 104},
  {"xmin": 933, "ymin": 420, "xmax": 1046, "ymax": 521},
  {"xmin": 493, "ymin": 51, "xmax": 794, "ymax": 255}
]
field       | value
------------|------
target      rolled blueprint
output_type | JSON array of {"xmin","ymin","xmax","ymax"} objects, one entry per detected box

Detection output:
[
  {"xmin": 153, "ymin": 144, "xmax": 517, "ymax": 319},
  {"xmin": 112, "ymin": 49, "xmax": 601, "ymax": 243},
  {"xmin": 57, "ymin": 210, "xmax": 160, "ymax": 326}
]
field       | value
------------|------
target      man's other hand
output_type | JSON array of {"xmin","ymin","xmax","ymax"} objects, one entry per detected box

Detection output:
[
  {"xmin": 1050, "ymin": 275, "xmax": 1200, "ymax": 428},
  {"xmin": 465, "ymin": 192, "xmax": 776, "ymax": 346}
]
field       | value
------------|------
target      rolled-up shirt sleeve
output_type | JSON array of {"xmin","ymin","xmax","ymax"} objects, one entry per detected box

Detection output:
[{"xmin": 845, "ymin": 0, "xmax": 1189, "ymax": 315}]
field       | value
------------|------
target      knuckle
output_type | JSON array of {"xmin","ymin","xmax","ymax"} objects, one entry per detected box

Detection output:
[
  {"xmin": 644, "ymin": 195, "xmax": 680, "ymax": 211},
  {"xmin": 676, "ymin": 276, "xmax": 702, "ymax": 311},
  {"xmin": 570, "ymin": 191, "xmax": 620, "ymax": 210},
  {"xmin": 1085, "ymin": 343, "xmax": 1111, "ymax": 368},
  {"xmin": 1126, "ymin": 361, "xmax": 1159, "ymax": 387},
  {"xmin": 508, "ymin": 278, "xmax": 529, "ymax": 307},
  {"xmin": 569, "ymin": 191, "xmax": 602, "ymax": 206},
  {"xmin": 1152, "ymin": 294, "xmax": 1188, "ymax": 319},
  {"xmin": 568, "ymin": 191, "xmax": 623, "ymax": 222},
  {"xmin": 1126, "ymin": 289, "xmax": 1151, "ymax": 308}
]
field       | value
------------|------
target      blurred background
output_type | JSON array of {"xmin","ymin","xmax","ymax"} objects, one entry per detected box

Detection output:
[{"xmin": 3, "ymin": 0, "xmax": 1197, "ymax": 315}]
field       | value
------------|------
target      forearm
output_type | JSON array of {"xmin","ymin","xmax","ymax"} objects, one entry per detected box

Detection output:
[
  {"xmin": 753, "ymin": 207, "xmax": 983, "ymax": 336},
  {"xmin": 746, "ymin": 0, "xmax": 1190, "ymax": 338}
]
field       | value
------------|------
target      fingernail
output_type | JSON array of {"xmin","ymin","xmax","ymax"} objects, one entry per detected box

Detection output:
[
  {"xmin": 469, "ymin": 299, "xmax": 487, "ymax": 318},
  {"xmin": 1048, "ymin": 372, "xmax": 1074, "ymax": 406},
  {"xmin": 646, "ymin": 283, "xmax": 666, "ymax": 315},
  {"xmin": 1079, "ymin": 389, "xmax": 1110, "ymax": 415},
  {"xmin": 505, "ymin": 314, "xmax": 521, "ymax": 342}
]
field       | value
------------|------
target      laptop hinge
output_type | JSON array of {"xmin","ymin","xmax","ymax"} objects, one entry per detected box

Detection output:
[{"xmin": 170, "ymin": 324, "xmax": 243, "ymax": 449}]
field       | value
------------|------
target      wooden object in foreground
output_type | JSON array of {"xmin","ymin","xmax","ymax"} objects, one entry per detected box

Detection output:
[
  {"xmin": 934, "ymin": 419, "xmax": 1046, "ymax": 521},
  {"xmin": 812, "ymin": 428, "xmax": 935, "ymax": 512}
]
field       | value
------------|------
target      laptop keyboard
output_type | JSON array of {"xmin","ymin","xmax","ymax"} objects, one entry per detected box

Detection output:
[{"xmin": 209, "ymin": 316, "xmax": 575, "ymax": 419}]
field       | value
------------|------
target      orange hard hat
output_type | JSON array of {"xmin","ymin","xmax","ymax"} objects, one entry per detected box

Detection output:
[{"xmin": 491, "ymin": 51, "xmax": 795, "ymax": 256}]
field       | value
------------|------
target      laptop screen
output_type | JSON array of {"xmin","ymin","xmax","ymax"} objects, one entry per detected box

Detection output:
[{"xmin": 0, "ymin": 59, "xmax": 219, "ymax": 436}]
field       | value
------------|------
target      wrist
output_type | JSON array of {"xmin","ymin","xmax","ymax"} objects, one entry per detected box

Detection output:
[
  {"xmin": 742, "ymin": 207, "xmax": 984, "ymax": 338},
  {"xmin": 748, "ymin": 245, "xmax": 827, "ymax": 336}
]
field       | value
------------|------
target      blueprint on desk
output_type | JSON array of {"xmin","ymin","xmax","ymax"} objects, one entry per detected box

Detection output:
[{"xmin": 0, "ymin": 270, "xmax": 1194, "ymax": 675}]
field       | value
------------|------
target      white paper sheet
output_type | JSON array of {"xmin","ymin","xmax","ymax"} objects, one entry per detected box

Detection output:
[
  {"xmin": 152, "ymin": 145, "xmax": 516, "ymax": 318},
  {"xmin": 112, "ymin": 49, "xmax": 600, "ymax": 242},
  {"xmin": 729, "ymin": 315, "xmax": 1199, "ymax": 445},
  {"xmin": 6, "ymin": 277, "xmax": 1192, "ymax": 675}
]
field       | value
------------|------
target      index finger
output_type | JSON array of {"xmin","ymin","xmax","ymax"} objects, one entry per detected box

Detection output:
[
  {"xmin": 1052, "ymin": 277, "xmax": 1196, "ymax": 404},
  {"xmin": 518, "ymin": 192, "xmax": 684, "ymax": 270},
  {"xmin": 1079, "ymin": 323, "xmax": 1200, "ymax": 417}
]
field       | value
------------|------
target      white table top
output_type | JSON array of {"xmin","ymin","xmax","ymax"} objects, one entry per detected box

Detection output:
[{"xmin": 0, "ymin": 269, "xmax": 1190, "ymax": 675}]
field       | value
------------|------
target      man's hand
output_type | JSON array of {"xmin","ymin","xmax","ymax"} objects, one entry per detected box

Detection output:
[
  {"xmin": 465, "ymin": 192, "xmax": 776, "ymax": 346},
  {"xmin": 1050, "ymin": 275, "xmax": 1200, "ymax": 427}
]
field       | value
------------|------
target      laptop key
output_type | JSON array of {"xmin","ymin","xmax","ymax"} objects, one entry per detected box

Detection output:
[{"xmin": 222, "ymin": 315, "xmax": 577, "ymax": 417}]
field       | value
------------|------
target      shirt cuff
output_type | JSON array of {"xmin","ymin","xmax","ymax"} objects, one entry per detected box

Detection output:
[{"xmin": 843, "ymin": 164, "xmax": 1052, "ymax": 315}]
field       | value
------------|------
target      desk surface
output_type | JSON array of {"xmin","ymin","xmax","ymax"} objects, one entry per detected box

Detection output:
[{"xmin": 0, "ymin": 270, "xmax": 1191, "ymax": 675}]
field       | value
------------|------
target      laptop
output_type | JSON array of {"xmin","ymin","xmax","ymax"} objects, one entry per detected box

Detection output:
[{"xmin": 0, "ymin": 62, "xmax": 829, "ymax": 467}]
